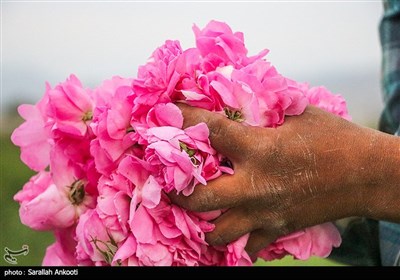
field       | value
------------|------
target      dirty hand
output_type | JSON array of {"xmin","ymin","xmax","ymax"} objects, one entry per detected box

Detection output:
[{"xmin": 170, "ymin": 104, "xmax": 400, "ymax": 257}]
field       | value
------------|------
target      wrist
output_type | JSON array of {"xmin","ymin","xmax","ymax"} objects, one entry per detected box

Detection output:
[{"xmin": 357, "ymin": 128, "xmax": 400, "ymax": 222}]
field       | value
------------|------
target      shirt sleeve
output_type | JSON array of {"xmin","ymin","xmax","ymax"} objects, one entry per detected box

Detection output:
[
  {"xmin": 379, "ymin": 0, "xmax": 400, "ymax": 135},
  {"xmin": 378, "ymin": 0, "xmax": 400, "ymax": 266}
]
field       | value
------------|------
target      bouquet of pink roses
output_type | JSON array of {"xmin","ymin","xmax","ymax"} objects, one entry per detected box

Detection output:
[{"xmin": 11, "ymin": 20, "xmax": 348, "ymax": 266}]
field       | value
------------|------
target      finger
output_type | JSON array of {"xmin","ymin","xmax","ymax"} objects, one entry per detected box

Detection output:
[
  {"xmin": 205, "ymin": 207, "xmax": 259, "ymax": 246},
  {"xmin": 245, "ymin": 228, "xmax": 276, "ymax": 257},
  {"xmin": 169, "ymin": 173, "xmax": 247, "ymax": 212},
  {"xmin": 176, "ymin": 103, "xmax": 252, "ymax": 161}
]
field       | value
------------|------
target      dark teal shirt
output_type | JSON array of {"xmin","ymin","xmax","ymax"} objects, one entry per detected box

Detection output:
[{"xmin": 378, "ymin": 0, "xmax": 400, "ymax": 266}]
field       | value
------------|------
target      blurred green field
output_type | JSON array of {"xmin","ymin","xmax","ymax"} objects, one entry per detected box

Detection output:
[
  {"xmin": 0, "ymin": 131, "xmax": 344, "ymax": 266},
  {"xmin": 0, "ymin": 133, "xmax": 54, "ymax": 266}
]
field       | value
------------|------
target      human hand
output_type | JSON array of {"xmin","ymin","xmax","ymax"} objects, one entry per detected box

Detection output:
[{"xmin": 170, "ymin": 104, "xmax": 400, "ymax": 257}]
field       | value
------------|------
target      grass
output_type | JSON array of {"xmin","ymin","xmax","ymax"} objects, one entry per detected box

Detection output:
[{"xmin": 0, "ymin": 132, "xmax": 343, "ymax": 266}]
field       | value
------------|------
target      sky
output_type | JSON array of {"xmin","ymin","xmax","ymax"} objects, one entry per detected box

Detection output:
[{"xmin": 1, "ymin": 0, "xmax": 384, "ymax": 126}]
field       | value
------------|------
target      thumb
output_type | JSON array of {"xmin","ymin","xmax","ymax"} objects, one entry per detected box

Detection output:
[{"xmin": 177, "ymin": 103, "xmax": 251, "ymax": 161}]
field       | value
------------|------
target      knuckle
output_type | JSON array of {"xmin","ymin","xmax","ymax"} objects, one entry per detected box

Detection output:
[
  {"xmin": 260, "ymin": 210, "xmax": 292, "ymax": 237},
  {"xmin": 179, "ymin": 191, "xmax": 214, "ymax": 212},
  {"xmin": 180, "ymin": 105, "xmax": 207, "ymax": 128},
  {"xmin": 186, "ymin": 203, "xmax": 204, "ymax": 212},
  {"xmin": 208, "ymin": 116, "xmax": 226, "ymax": 139},
  {"xmin": 194, "ymin": 190, "xmax": 217, "ymax": 212},
  {"xmin": 206, "ymin": 231, "xmax": 228, "ymax": 246},
  {"xmin": 169, "ymin": 192, "xmax": 203, "ymax": 212},
  {"xmin": 182, "ymin": 198, "xmax": 203, "ymax": 212}
]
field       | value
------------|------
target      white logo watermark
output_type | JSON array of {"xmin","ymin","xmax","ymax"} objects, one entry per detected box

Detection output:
[{"xmin": 3, "ymin": 245, "xmax": 29, "ymax": 265}]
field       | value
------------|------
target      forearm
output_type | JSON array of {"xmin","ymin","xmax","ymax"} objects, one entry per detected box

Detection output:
[
  {"xmin": 272, "ymin": 112, "xmax": 400, "ymax": 232},
  {"xmin": 361, "ymin": 128, "xmax": 400, "ymax": 222}
]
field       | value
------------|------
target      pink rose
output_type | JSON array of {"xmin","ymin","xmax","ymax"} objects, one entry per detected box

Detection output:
[
  {"xmin": 91, "ymin": 82, "xmax": 139, "ymax": 176},
  {"xmin": 118, "ymin": 155, "xmax": 161, "ymax": 210},
  {"xmin": 132, "ymin": 40, "xmax": 183, "ymax": 117},
  {"xmin": 96, "ymin": 174, "xmax": 132, "ymax": 238},
  {"xmin": 91, "ymin": 76, "xmax": 133, "ymax": 107},
  {"xmin": 209, "ymin": 69, "xmax": 261, "ymax": 126},
  {"xmin": 193, "ymin": 20, "xmax": 268, "ymax": 70},
  {"xmin": 258, "ymin": 223, "xmax": 342, "ymax": 261},
  {"xmin": 11, "ymin": 84, "xmax": 52, "ymax": 171},
  {"xmin": 223, "ymin": 235, "xmax": 253, "ymax": 266},
  {"xmin": 305, "ymin": 85, "xmax": 351, "ymax": 121},
  {"xmin": 124, "ymin": 197, "xmax": 215, "ymax": 266},
  {"xmin": 14, "ymin": 172, "xmax": 93, "ymax": 230},
  {"xmin": 146, "ymin": 103, "xmax": 183, "ymax": 128},
  {"xmin": 173, "ymin": 48, "xmax": 225, "ymax": 111},
  {"xmin": 76, "ymin": 209, "xmax": 126, "ymax": 266},
  {"xmin": 47, "ymin": 74, "xmax": 94, "ymax": 137},
  {"xmin": 50, "ymin": 138, "xmax": 99, "ymax": 197},
  {"xmin": 144, "ymin": 123, "xmax": 216, "ymax": 195},
  {"xmin": 42, "ymin": 227, "xmax": 77, "ymax": 266}
]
